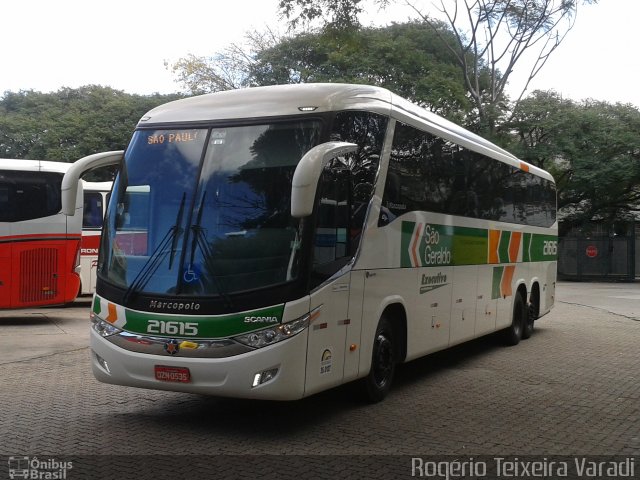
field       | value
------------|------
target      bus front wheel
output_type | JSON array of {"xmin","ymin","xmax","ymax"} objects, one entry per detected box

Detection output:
[{"xmin": 362, "ymin": 316, "xmax": 396, "ymax": 403}]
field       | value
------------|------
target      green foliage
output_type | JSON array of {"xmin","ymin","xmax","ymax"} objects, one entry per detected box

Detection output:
[
  {"xmin": 168, "ymin": 51, "xmax": 251, "ymax": 95},
  {"xmin": 169, "ymin": 22, "xmax": 474, "ymax": 122},
  {"xmin": 0, "ymin": 86, "xmax": 182, "ymax": 163},
  {"xmin": 251, "ymin": 22, "xmax": 473, "ymax": 123},
  {"xmin": 279, "ymin": 0, "xmax": 597, "ymax": 136},
  {"xmin": 278, "ymin": 0, "xmax": 364, "ymax": 29},
  {"xmin": 507, "ymin": 91, "xmax": 640, "ymax": 226}
]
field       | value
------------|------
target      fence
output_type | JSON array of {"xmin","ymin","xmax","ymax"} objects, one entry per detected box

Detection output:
[{"xmin": 558, "ymin": 224, "xmax": 639, "ymax": 281}]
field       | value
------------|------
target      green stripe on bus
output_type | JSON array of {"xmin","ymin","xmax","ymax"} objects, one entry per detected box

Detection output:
[
  {"xmin": 92, "ymin": 295, "xmax": 101, "ymax": 315},
  {"xmin": 523, "ymin": 233, "xmax": 532, "ymax": 263},
  {"xmin": 400, "ymin": 220, "xmax": 556, "ymax": 267},
  {"xmin": 121, "ymin": 304, "xmax": 286, "ymax": 339},
  {"xmin": 400, "ymin": 221, "xmax": 416, "ymax": 268},
  {"xmin": 452, "ymin": 227, "xmax": 487, "ymax": 265},
  {"xmin": 528, "ymin": 234, "xmax": 558, "ymax": 261},
  {"xmin": 499, "ymin": 231, "xmax": 511, "ymax": 263}
]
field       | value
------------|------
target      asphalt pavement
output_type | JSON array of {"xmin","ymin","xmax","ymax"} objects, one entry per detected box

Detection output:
[{"xmin": 0, "ymin": 283, "xmax": 638, "ymax": 479}]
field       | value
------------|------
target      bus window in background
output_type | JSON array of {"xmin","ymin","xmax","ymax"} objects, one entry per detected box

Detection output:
[{"xmin": 79, "ymin": 181, "xmax": 112, "ymax": 295}]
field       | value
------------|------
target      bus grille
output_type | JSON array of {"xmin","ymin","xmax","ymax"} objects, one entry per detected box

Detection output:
[{"xmin": 20, "ymin": 248, "xmax": 59, "ymax": 303}]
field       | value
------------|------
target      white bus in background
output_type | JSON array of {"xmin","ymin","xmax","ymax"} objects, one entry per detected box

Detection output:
[
  {"xmin": 0, "ymin": 159, "xmax": 83, "ymax": 309},
  {"xmin": 61, "ymin": 84, "xmax": 557, "ymax": 402},
  {"xmin": 80, "ymin": 181, "xmax": 112, "ymax": 295}
]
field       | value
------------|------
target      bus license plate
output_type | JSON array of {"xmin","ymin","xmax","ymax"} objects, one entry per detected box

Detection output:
[{"xmin": 154, "ymin": 365, "xmax": 191, "ymax": 383}]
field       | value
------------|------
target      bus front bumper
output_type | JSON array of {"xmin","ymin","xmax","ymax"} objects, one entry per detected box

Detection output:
[{"xmin": 90, "ymin": 328, "xmax": 309, "ymax": 400}]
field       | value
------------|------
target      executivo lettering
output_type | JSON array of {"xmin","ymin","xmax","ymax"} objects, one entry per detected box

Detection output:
[{"xmin": 420, "ymin": 272, "xmax": 448, "ymax": 294}]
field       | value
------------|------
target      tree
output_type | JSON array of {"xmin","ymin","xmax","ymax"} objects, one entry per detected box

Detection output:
[
  {"xmin": 279, "ymin": 0, "xmax": 596, "ymax": 134},
  {"xmin": 170, "ymin": 22, "xmax": 475, "ymax": 123},
  {"xmin": 0, "ymin": 86, "xmax": 181, "ymax": 164},
  {"xmin": 407, "ymin": 0, "xmax": 597, "ymax": 133},
  {"xmin": 167, "ymin": 29, "xmax": 281, "ymax": 95},
  {"xmin": 253, "ymin": 22, "xmax": 474, "ymax": 121},
  {"xmin": 278, "ymin": 0, "xmax": 365, "ymax": 29},
  {"xmin": 507, "ymin": 91, "xmax": 640, "ymax": 229}
]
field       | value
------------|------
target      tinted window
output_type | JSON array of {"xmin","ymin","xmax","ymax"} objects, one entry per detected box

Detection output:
[
  {"xmin": 312, "ymin": 157, "xmax": 352, "ymax": 282},
  {"xmin": 83, "ymin": 192, "xmax": 105, "ymax": 228},
  {"xmin": 0, "ymin": 170, "xmax": 62, "ymax": 222},
  {"xmin": 330, "ymin": 111, "xmax": 388, "ymax": 251},
  {"xmin": 380, "ymin": 121, "xmax": 556, "ymax": 227},
  {"xmin": 310, "ymin": 111, "xmax": 389, "ymax": 288},
  {"xmin": 101, "ymin": 120, "xmax": 323, "ymax": 295}
]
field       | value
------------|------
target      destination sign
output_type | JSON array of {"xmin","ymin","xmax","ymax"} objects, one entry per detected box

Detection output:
[{"xmin": 147, "ymin": 130, "xmax": 200, "ymax": 145}]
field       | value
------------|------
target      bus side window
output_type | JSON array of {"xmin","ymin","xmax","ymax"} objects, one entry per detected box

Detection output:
[{"xmin": 0, "ymin": 184, "xmax": 13, "ymax": 222}]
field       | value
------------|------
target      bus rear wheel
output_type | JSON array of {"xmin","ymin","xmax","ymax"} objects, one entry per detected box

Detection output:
[
  {"xmin": 503, "ymin": 291, "xmax": 526, "ymax": 346},
  {"xmin": 362, "ymin": 316, "xmax": 396, "ymax": 403},
  {"xmin": 523, "ymin": 288, "xmax": 539, "ymax": 340}
]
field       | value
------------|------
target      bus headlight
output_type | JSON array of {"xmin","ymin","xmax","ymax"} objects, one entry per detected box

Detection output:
[
  {"xmin": 233, "ymin": 315, "xmax": 309, "ymax": 348},
  {"xmin": 90, "ymin": 312, "xmax": 123, "ymax": 338}
]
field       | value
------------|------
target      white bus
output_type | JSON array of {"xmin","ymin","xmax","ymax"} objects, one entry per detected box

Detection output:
[
  {"xmin": 0, "ymin": 159, "xmax": 83, "ymax": 309},
  {"xmin": 62, "ymin": 84, "xmax": 557, "ymax": 402},
  {"xmin": 80, "ymin": 181, "xmax": 112, "ymax": 295}
]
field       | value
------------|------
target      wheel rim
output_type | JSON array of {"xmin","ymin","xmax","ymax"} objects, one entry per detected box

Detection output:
[{"xmin": 373, "ymin": 332, "xmax": 393, "ymax": 388}]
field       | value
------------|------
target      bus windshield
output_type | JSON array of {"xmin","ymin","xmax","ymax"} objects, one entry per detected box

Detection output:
[{"xmin": 100, "ymin": 120, "xmax": 322, "ymax": 297}]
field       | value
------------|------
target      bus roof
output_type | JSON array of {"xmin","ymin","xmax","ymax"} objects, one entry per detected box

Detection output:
[
  {"xmin": 140, "ymin": 84, "xmax": 392, "ymax": 125},
  {"xmin": 138, "ymin": 83, "xmax": 553, "ymax": 183},
  {"xmin": 81, "ymin": 180, "xmax": 113, "ymax": 192},
  {"xmin": 0, "ymin": 158, "xmax": 71, "ymax": 174}
]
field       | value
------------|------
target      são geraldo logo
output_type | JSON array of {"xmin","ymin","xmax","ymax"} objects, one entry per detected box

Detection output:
[{"xmin": 403, "ymin": 222, "xmax": 453, "ymax": 268}]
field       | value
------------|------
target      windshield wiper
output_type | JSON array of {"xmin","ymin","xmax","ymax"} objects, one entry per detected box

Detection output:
[
  {"xmin": 187, "ymin": 192, "xmax": 234, "ymax": 309},
  {"xmin": 169, "ymin": 192, "xmax": 187, "ymax": 269},
  {"xmin": 122, "ymin": 193, "xmax": 186, "ymax": 303}
]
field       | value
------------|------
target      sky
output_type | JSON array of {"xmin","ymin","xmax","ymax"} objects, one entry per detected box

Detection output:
[{"xmin": 1, "ymin": 0, "xmax": 638, "ymax": 107}]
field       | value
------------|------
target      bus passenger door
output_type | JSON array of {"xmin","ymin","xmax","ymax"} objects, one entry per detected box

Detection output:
[{"xmin": 304, "ymin": 159, "xmax": 354, "ymax": 396}]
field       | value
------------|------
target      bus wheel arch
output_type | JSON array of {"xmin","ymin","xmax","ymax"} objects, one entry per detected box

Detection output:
[
  {"xmin": 503, "ymin": 285, "xmax": 527, "ymax": 346},
  {"xmin": 361, "ymin": 303, "xmax": 407, "ymax": 403},
  {"xmin": 382, "ymin": 303, "xmax": 407, "ymax": 363},
  {"xmin": 523, "ymin": 282, "xmax": 540, "ymax": 339}
]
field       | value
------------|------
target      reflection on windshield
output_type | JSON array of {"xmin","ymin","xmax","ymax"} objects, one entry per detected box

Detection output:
[{"xmin": 99, "ymin": 121, "xmax": 322, "ymax": 297}]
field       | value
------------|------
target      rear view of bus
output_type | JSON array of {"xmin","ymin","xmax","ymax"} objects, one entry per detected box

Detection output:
[{"xmin": 0, "ymin": 159, "xmax": 82, "ymax": 309}]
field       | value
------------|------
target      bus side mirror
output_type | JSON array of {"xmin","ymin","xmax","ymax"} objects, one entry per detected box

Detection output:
[
  {"xmin": 61, "ymin": 151, "xmax": 124, "ymax": 216},
  {"xmin": 291, "ymin": 142, "xmax": 358, "ymax": 218}
]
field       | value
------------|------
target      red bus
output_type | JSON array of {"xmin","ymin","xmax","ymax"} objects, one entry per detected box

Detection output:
[{"xmin": 0, "ymin": 159, "xmax": 83, "ymax": 308}]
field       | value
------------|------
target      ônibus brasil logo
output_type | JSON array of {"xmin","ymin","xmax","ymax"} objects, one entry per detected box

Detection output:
[{"xmin": 8, "ymin": 456, "xmax": 73, "ymax": 479}]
